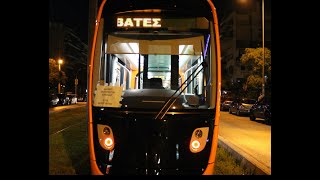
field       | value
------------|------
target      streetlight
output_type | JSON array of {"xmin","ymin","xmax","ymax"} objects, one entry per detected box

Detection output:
[
  {"xmin": 261, "ymin": 0, "xmax": 265, "ymax": 98},
  {"xmin": 58, "ymin": 59, "xmax": 63, "ymax": 93}
]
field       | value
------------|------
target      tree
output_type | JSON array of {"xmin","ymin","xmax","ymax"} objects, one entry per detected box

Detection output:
[
  {"xmin": 240, "ymin": 47, "xmax": 271, "ymax": 98},
  {"xmin": 49, "ymin": 58, "xmax": 67, "ymax": 93}
]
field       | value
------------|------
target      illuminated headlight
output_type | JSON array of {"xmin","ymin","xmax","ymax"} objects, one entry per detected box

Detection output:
[
  {"xmin": 191, "ymin": 140, "xmax": 200, "ymax": 149},
  {"xmin": 104, "ymin": 137, "xmax": 113, "ymax": 147}
]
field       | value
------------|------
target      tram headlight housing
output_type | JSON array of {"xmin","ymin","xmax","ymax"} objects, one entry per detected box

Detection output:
[
  {"xmin": 97, "ymin": 124, "xmax": 115, "ymax": 150},
  {"xmin": 189, "ymin": 127, "xmax": 209, "ymax": 153}
]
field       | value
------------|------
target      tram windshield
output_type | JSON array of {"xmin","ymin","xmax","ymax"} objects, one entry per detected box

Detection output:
[{"xmin": 92, "ymin": 17, "xmax": 216, "ymax": 111}]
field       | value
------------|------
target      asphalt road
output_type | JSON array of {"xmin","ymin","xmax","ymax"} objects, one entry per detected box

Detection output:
[
  {"xmin": 49, "ymin": 102, "xmax": 87, "ymax": 114},
  {"xmin": 218, "ymin": 111, "xmax": 271, "ymax": 175}
]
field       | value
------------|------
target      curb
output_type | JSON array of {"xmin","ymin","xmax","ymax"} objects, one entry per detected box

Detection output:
[{"xmin": 218, "ymin": 135, "xmax": 270, "ymax": 175}]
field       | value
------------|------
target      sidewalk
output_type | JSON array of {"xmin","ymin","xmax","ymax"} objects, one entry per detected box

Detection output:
[{"xmin": 218, "ymin": 135, "xmax": 270, "ymax": 175}]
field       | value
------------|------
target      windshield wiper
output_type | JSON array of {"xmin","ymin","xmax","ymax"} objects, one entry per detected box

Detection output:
[{"xmin": 154, "ymin": 60, "xmax": 207, "ymax": 120}]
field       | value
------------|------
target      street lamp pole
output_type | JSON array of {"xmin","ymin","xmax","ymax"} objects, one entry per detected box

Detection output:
[
  {"xmin": 261, "ymin": 0, "xmax": 265, "ymax": 98},
  {"xmin": 58, "ymin": 59, "xmax": 63, "ymax": 94},
  {"xmin": 75, "ymin": 68, "xmax": 81, "ymax": 97}
]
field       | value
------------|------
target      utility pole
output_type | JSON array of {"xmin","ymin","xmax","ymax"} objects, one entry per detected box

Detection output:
[{"xmin": 261, "ymin": 0, "xmax": 265, "ymax": 98}]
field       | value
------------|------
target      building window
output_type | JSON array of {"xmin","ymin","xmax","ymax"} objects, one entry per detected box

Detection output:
[
  {"xmin": 241, "ymin": 65, "xmax": 246, "ymax": 71},
  {"xmin": 236, "ymin": 78, "xmax": 245, "ymax": 83},
  {"xmin": 228, "ymin": 66, "xmax": 234, "ymax": 74},
  {"xmin": 236, "ymin": 56, "xmax": 241, "ymax": 63}
]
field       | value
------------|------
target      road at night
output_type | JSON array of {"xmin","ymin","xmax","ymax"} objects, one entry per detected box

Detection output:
[
  {"xmin": 218, "ymin": 111, "xmax": 271, "ymax": 175},
  {"xmin": 49, "ymin": 102, "xmax": 87, "ymax": 114}
]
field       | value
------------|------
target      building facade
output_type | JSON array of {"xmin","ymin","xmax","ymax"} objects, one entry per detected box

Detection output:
[{"xmin": 219, "ymin": 0, "xmax": 271, "ymax": 91}]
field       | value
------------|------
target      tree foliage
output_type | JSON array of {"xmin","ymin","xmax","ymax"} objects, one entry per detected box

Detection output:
[
  {"xmin": 240, "ymin": 47, "xmax": 271, "ymax": 93},
  {"xmin": 49, "ymin": 58, "xmax": 67, "ymax": 91}
]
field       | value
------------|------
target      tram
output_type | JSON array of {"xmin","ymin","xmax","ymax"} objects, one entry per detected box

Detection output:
[{"xmin": 88, "ymin": 0, "xmax": 221, "ymax": 175}]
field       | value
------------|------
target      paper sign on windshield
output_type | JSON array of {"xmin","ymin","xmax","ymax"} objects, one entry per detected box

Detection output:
[{"xmin": 93, "ymin": 85, "xmax": 123, "ymax": 107}]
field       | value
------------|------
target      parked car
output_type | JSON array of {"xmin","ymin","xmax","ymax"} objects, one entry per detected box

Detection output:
[
  {"xmin": 56, "ymin": 93, "xmax": 69, "ymax": 105},
  {"xmin": 249, "ymin": 97, "xmax": 271, "ymax": 124},
  {"xmin": 77, "ymin": 93, "xmax": 87, "ymax": 102},
  {"xmin": 49, "ymin": 94, "xmax": 59, "ymax": 107},
  {"xmin": 229, "ymin": 98, "xmax": 256, "ymax": 116},
  {"xmin": 220, "ymin": 98, "xmax": 233, "ymax": 111},
  {"xmin": 67, "ymin": 94, "xmax": 78, "ymax": 104}
]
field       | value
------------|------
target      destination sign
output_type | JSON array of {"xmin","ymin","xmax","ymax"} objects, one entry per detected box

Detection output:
[{"xmin": 117, "ymin": 17, "xmax": 161, "ymax": 28}]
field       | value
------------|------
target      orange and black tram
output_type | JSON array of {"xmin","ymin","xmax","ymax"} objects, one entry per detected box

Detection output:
[{"xmin": 88, "ymin": 0, "xmax": 221, "ymax": 175}]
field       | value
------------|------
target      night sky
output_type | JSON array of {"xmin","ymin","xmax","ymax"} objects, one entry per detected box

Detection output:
[
  {"xmin": 48, "ymin": 0, "xmax": 269, "ymax": 45},
  {"xmin": 49, "ymin": 0, "xmax": 89, "ymax": 44}
]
